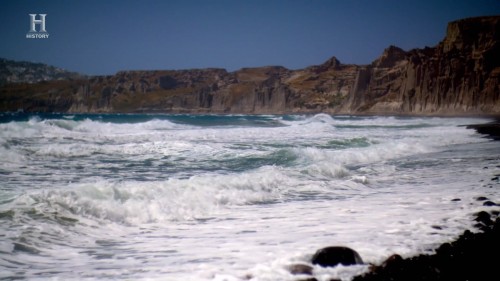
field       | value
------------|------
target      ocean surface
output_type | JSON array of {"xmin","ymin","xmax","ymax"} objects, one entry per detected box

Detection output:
[{"xmin": 0, "ymin": 113, "xmax": 499, "ymax": 281}]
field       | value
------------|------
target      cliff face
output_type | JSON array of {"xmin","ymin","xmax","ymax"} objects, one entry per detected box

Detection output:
[
  {"xmin": 1, "ymin": 62, "xmax": 358, "ymax": 114},
  {"xmin": 352, "ymin": 16, "xmax": 500, "ymax": 115},
  {"xmin": 1, "ymin": 16, "xmax": 499, "ymax": 115}
]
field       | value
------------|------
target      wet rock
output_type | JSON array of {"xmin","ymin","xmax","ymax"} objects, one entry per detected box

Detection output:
[
  {"xmin": 495, "ymin": 218, "xmax": 500, "ymax": 230},
  {"xmin": 483, "ymin": 201, "xmax": 498, "ymax": 206},
  {"xmin": 476, "ymin": 196, "xmax": 488, "ymax": 201},
  {"xmin": 475, "ymin": 211, "xmax": 493, "ymax": 226},
  {"xmin": 13, "ymin": 242, "xmax": 41, "ymax": 254},
  {"xmin": 451, "ymin": 198, "xmax": 461, "ymax": 202},
  {"xmin": 380, "ymin": 254, "xmax": 404, "ymax": 269},
  {"xmin": 467, "ymin": 123, "xmax": 500, "ymax": 140},
  {"xmin": 288, "ymin": 263, "xmax": 314, "ymax": 275},
  {"xmin": 311, "ymin": 246, "xmax": 363, "ymax": 267},
  {"xmin": 435, "ymin": 242, "xmax": 452, "ymax": 256},
  {"xmin": 353, "ymin": 213, "xmax": 500, "ymax": 281}
]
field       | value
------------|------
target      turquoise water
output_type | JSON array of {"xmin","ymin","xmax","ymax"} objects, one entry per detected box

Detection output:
[{"xmin": 0, "ymin": 113, "xmax": 499, "ymax": 280}]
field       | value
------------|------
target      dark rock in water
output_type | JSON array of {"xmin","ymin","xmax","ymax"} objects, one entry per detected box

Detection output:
[
  {"xmin": 483, "ymin": 201, "xmax": 498, "ymax": 206},
  {"xmin": 467, "ymin": 123, "xmax": 500, "ymax": 140},
  {"xmin": 13, "ymin": 242, "xmax": 41, "ymax": 254},
  {"xmin": 311, "ymin": 246, "xmax": 363, "ymax": 267},
  {"xmin": 475, "ymin": 211, "xmax": 493, "ymax": 226},
  {"xmin": 288, "ymin": 263, "xmax": 314, "ymax": 275},
  {"xmin": 492, "ymin": 176, "xmax": 499, "ymax": 181},
  {"xmin": 476, "ymin": 196, "xmax": 488, "ymax": 201},
  {"xmin": 451, "ymin": 198, "xmax": 461, "ymax": 202},
  {"xmin": 376, "ymin": 254, "xmax": 405, "ymax": 276},
  {"xmin": 474, "ymin": 223, "xmax": 490, "ymax": 232},
  {"xmin": 435, "ymin": 242, "xmax": 452, "ymax": 256}
]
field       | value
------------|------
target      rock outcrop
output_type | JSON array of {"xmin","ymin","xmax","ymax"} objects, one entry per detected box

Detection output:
[
  {"xmin": 1, "ymin": 16, "xmax": 499, "ymax": 115},
  {"xmin": 0, "ymin": 58, "xmax": 82, "ymax": 86},
  {"xmin": 311, "ymin": 246, "xmax": 364, "ymax": 267},
  {"xmin": 353, "ymin": 207, "xmax": 500, "ymax": 281},
  {"xmin": 467, "ymin": 121, "xmax": 500, "ymax": 140}
]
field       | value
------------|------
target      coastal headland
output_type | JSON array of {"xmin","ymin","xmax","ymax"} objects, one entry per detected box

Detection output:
[{"xmin": 1, "ymin": 16, "xmax": 499, "ymax": 116}]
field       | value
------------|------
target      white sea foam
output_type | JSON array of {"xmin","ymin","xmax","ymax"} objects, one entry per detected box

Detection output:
[
  {"xmin": 17, "ymin": 166, "xmax": 289, "ymax": 224},
  {"xmin": 0, "ymin": 114, "xmax": 498, "ymax": 281}
]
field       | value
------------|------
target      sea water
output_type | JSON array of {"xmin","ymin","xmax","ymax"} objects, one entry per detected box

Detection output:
[{"xmin": 0, "ymin": 113, "xmax": 499, "ymax": 280}]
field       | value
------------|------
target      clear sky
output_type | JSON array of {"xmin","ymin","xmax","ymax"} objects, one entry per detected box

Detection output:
[{"xmin": 1, "ymin": 0, "xmax": 499, "ymax": 75}]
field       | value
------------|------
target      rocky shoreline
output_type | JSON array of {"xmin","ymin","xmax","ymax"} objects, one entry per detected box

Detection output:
[
  {"xmin": 352, "ymin": 206, "xmax": 500, "ymax": 281},
  {"xmin": 284, "ymin": 124, "xmax": 500, "ymax": 281},
  {"xmin": 288, "ymin": 199, "xmax": 500, "ymax": 281},
  {"xmin": 466, "ymin": 120, "xmax": 500, "ymax": 140}
]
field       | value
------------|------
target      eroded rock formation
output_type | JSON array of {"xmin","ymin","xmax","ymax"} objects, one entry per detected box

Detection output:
[{"xmin": 1, "ymin": 16, "xmax": 499, "ymax": 115}]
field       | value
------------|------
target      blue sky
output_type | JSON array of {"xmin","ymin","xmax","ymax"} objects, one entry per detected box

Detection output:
[{"xmin": 1, "ymin": 0, "xmax": 499, "ymax": 75}]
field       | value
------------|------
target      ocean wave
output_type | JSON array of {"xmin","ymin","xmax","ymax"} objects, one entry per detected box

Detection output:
[
  {"xmin": 10, "ymin": 167, "xmax": 290, "ymax": 224},
  {"xmin": 0, "ymin": 114, "xmax": 497, "ymax": 281}
]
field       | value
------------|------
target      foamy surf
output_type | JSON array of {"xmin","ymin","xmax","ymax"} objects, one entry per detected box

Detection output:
[{"xmin": 0, "ymin": 113, "xmax": 498, "ymax": 280}]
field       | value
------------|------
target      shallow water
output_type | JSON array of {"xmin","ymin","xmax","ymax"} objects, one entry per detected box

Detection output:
[{"xmin": 0, "ymin": 113, "xmax": 499, "ymax": 280}]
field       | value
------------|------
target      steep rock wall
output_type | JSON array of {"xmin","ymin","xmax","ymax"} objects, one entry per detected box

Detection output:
[
  {"xmin": 348, "ymin": 16, "xmax": 500, "ymax": 115},
  {"xmin": 1, "ymin": 16, "xmax": 499, "ymax": 115}
]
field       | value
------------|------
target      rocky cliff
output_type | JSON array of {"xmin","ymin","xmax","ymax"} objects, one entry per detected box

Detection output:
[
  {"xmin": 351, "ymin": 16, "xmax": 500, "ymax": 115},
  {"xmin": 0, "ymin": 58, "xmax": 82, "ymax": 86},
  {"xmin": 1, "ymin": 16, "xmax": 499, "ymax": 115}
]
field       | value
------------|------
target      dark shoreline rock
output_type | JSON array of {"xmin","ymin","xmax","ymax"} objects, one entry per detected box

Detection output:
[
  {"xmin": 287, "ymin": 263, "xmax": 314, "ymax": 275},
  {"xmin": 353, "ymin": 209, "xmax": 500, "ymax": 281},
  {"xmin": 466, "ymin": 121, "xmax": 500, "ymax": 140},
  {"xmin": 287, "ymin": 247, "xmax": 363, "ymax": 279},
  {"xmin": 287, "ymin": 203, "xmax": 500, "ymax": 281},
  {"xmin": 311, "ymin": 246, "xmax": 364, "ymax": 267}
]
